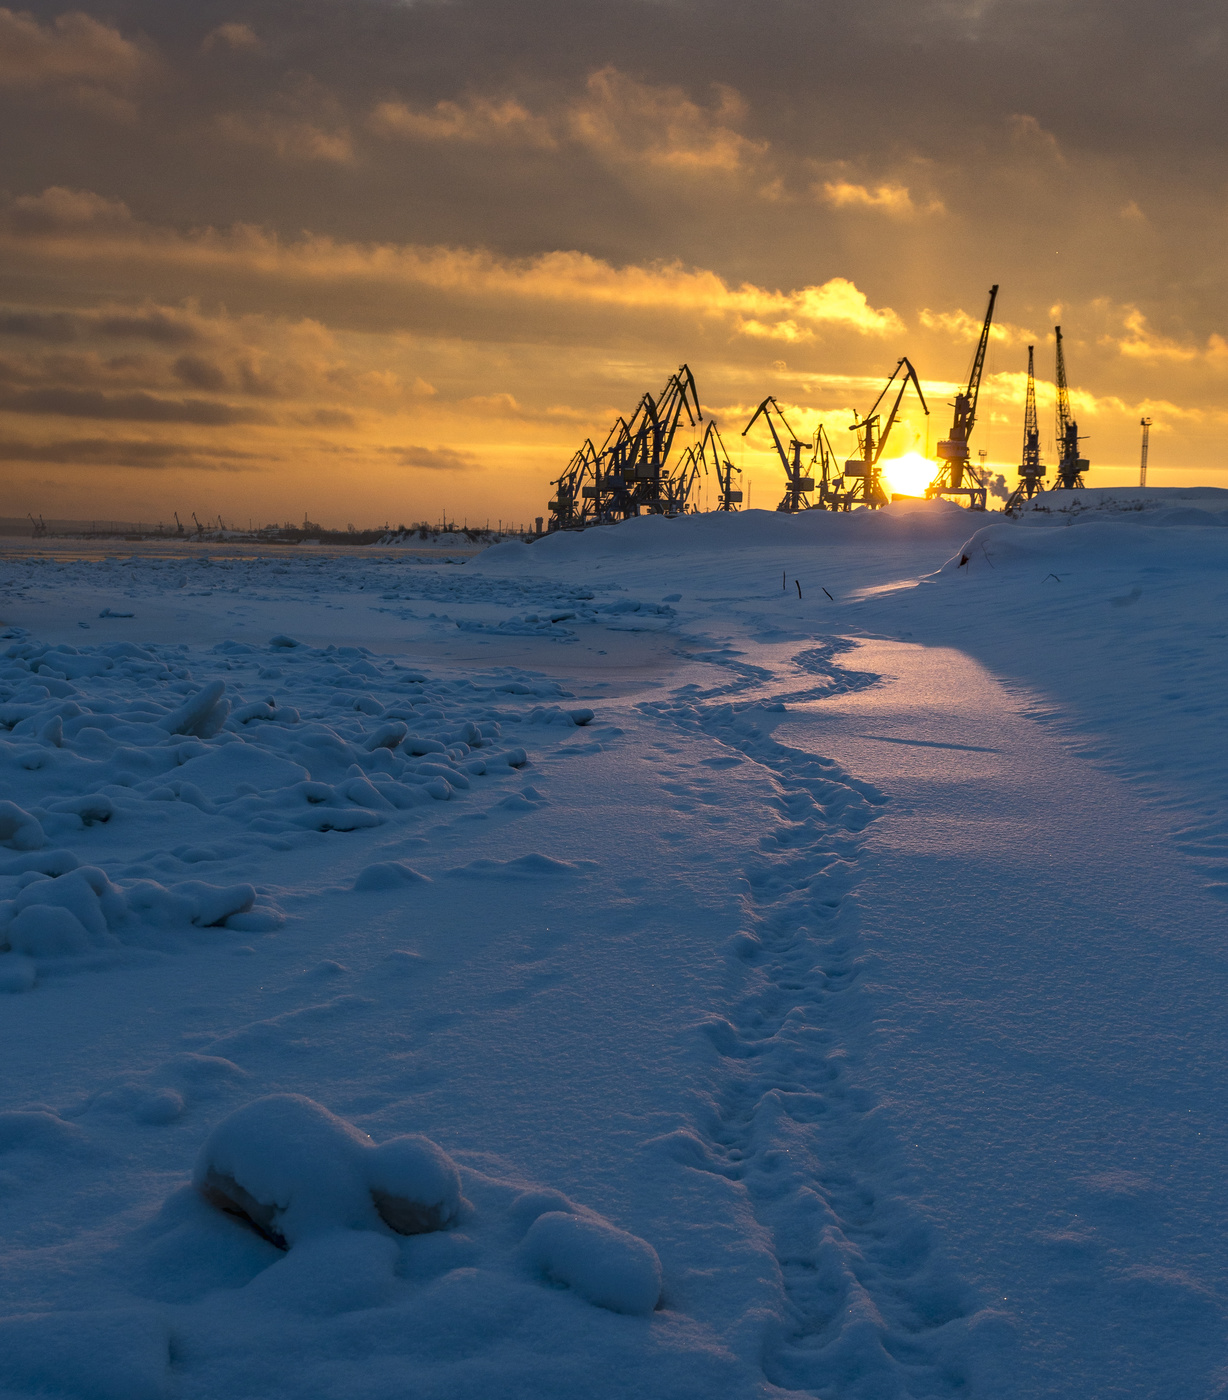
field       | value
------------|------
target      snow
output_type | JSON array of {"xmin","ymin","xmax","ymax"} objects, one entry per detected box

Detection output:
[{"xmin": 0, "ymin": 491, "xmax": 1225, "ymax": 1397}]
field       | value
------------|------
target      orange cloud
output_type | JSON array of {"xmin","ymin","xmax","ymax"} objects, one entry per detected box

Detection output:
[
  {"xmin": 0, "ymin": 189, "xmax": 902, "ymax": 337},
  {"xmin": 369, "ymin": 67, "xmax": 767, "ymax": 176},
  {"xmin": 820, "ymin": 181, "xmax": 942, "ymax": 218},
  {"xmin": 369, "ymin": 96, "xmax": 554, "ymax": 148}
]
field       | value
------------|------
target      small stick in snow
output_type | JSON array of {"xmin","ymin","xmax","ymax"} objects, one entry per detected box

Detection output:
[
  {"xmin": 782, "ymin": 570, "xmax": 786, "ymax": 591},
  {"xmin": 1045, "ymin": 573, "xmax": 1062, "ymax": 582},
  {"xmin": 795, "ymin": 579, "xmax": 802, "ymax": 599},
  {"xmin": 980, "ymin": 543, "xmax": 996, "ymax": 569},
  {"xmin": 822, "ymin": 587, "xmax": 833, "ymax": 600},
  {"xmin": 958, "ymin": 554, "xmax": 970, "ymax": 568}
]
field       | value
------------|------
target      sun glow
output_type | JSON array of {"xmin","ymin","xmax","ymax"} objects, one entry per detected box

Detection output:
[{"xmin": 879, "ymin": 450, "xmax": 934, "ymax": 499}]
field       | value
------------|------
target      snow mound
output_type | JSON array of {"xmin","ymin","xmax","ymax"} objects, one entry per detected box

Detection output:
[
  {"xmin": 520, "ymin": 1210, "xmax": 662, "ymax": 1316},
  {"xmin": 195, "ymin": 1094, "xmax": 465, "ymax": 1249},
  {"xmin": 0, "ymin": 860, "xmax": 277, "ymax": 982},
  {"xmin": 192, "ymin": 1097, "xmax": 663, "ymax": 1318},
  {"xmin": 353, "ymin": 860, "xmax": 430, "ymax": 891}
]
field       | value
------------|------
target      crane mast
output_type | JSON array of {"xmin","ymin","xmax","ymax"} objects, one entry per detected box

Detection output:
[
  {"xmin": 926, "ymin": 284, "xmax": 998, "ymax": 510},
  {"xmin": 1052, "ymin": 326, "xmax": 1089, "ymax": 489},
  {"xmin": 1004, "ymin": 344, "xmax": 1045, "ymax": 514}
]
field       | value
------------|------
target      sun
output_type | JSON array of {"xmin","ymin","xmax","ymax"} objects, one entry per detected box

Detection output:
[{"xmin": 879, "ymin": 451, "xmax": 934, "ymax": 499}]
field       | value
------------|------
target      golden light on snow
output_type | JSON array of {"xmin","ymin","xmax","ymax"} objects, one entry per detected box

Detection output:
[{"xmin": 879, "ymin": 451, "xmax": 934, "ymax": 499}]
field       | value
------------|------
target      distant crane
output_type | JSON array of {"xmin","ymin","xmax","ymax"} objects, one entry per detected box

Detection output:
[
  {"xmin": 1052, "ymin": 326, "xmax": 1090, "ymax": 489},
  {"xmin": 173, "ymin": 511, "xmax": 185, "ymax": 537},
  {"xmin": 1004, "ymin": 345, "xmax": 1046, "ymax": 514},
  {"xmin": 548, "ymin": 366, "xmax": 703, "ymax": 528},
  {"xmin": 844, "ymin": 357, "xmax": 929, "ymax": 509},
  {"xmin": 697, "ymin": 421, "xmax": 743, "ymax": 510},
  {"xmin": 1139, "ymin": 417, "xmax": 1152, "ymax": 487},
  {"xmin": 742, "ymin": 397, "xmax": 814, "ymax": 512},
  {"xmin": 27, "ymin": 514, "xmax": 46, "ymax": 538},
  {"xmin": 809, "ymin": 425, "xmax": 844, "ymax": 509},
  {"xmin": 926, "ymin": 284, "xmax": 998, "ymax": 510},
  {"xmin": 191, "ymin": 512, "xmax": 205, "ymax": 537}
]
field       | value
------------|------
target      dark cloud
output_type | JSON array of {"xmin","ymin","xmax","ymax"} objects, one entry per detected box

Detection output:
[
  {"xmin": 172, "ymin": 353, "xmax": 228, "ymax": 390},
  {"xmin": 395, "ymin": 445, "xmax": 479, "ymax": 471},
  {"xmin": 0, "ymin": 435, "xmax": 264, "ymax": 469},
  {"xmin": 0, "ymin": 385, "xmax": 271, "ymax": 424}
]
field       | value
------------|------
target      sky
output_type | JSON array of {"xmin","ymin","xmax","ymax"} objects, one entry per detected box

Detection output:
[{"xmin": 1, "ymin": 0, "xmax": 1225, "ymax": 528}]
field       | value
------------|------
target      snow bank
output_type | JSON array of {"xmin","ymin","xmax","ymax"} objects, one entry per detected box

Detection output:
[
  {"xmin": 474, "ymin": 498, "xmax": 971, "ymax": 572},
  {"xmin": 194, "ymin": 1095, "xmax": 661, "ymax": 1315},
  {"xmin": 937, "ymin": 517, "xmax": 1228, "ymax": 578}
]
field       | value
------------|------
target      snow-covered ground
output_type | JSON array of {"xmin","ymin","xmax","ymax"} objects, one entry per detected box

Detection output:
[{"xmin": 0, "ymin": 488, "xmax": 1225, "ymax": 1399}]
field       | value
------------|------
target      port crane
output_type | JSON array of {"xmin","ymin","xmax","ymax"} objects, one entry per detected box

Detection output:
[
  {"xmin": 1004, "ymin": 345, "xmax": 1045, "ymax": 514},
  {"xmin": 27, "ymin": 514, "xmax": 46, "ymax": 538},
  {"xmin": 742, "ymin": 397, "xmax": 815, "ymax": 512},
  {"xmin": 694, "ymin": 421, "xmax": 743, "ymax": 510},
  {"xmin": 926, "ymin": 284, "xmax": 998, "ymax": 510},
  {"xmin": 173, "ymin": 511, "xmax": 185, "ymax": 537},
  {"xmin": 844, "ymin": 357, "xmax": 929, "ymax": 509},
  {"xmin": 548, "ymin": 366, "xmax": 703, "ymax": 529},
  {"xmin": 1052, "ymin": 326, "xmax": 1090, "ymax": 488},
  {"xmin": 607, "ymin": 365, "xmax": 703, "ymax": 518}
]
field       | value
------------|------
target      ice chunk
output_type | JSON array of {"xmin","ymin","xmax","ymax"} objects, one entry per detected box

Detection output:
[
  {"xmin": 520, "ymin": 1211, "xmax": 662, "ymax": 1315},
  {"xmin": 368, "ymin": 1135, "xmax": 463, "ymax": 1234},
  {"xmin": 0, "ymin": 800, "xmax": 44, "ymax": 851},
  {"xmin": 195, "ymin": 1094, "xmax": 379, "ymax": 1249},
  {"xmin": 353, "ymin": 861, "xmax": 430, "ymax": 892},
  {"xmin": 160, "ymin": 680, "xmax": 230, "ymax": 738},
  {"xmin": 194, "ymin": 1095, "xmax": 465, "ymax": 1250}
]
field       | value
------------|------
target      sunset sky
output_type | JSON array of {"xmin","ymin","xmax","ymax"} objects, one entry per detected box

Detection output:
[{"xmin": 1, "ymin": 0, "xmax": 1225, "ymax": 527}]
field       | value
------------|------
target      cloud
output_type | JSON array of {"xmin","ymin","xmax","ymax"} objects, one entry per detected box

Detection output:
[
  {"xmin": 0, "ymin": 7, "xmax": 148, "ymax": 89},
  {"xmin": 214, "ymin": 111, "xmax": 353, "ymax": 164},
  {"xmin": 395, "ymin": 445, "xmax": 479, "ymax": 471},
  {"xmin": 565, "ymin": 68, "xmax": 767, "ymax": 174},
  {"xmin": 0, "ymin": 193, "xmax": 903, "ymax": 339},
  {"xmin": 369, "ymin": 96, "xmax": 555, "ymax": 148},
  {"xmin": 369, "ymin": 66, "xmax": 766, "ymax": 175},
  {"xmin": 0, "ymin": 385, "xmax": 270, "ymax": 424},
  {"xmin": 201, "ymin": 22, "xmax": 260, "ymax": 55},
  {"xmin": 0, "ymin": 435, "xmax": 264, "ymax": 469},
  {"xmin": 820, "ymin": 182, "xmax": 942, "ymax": 218},
  {"xmin": 1109, "ymin": 309, "xmax": 1203, "ymax": 363},
  {"xmin": 919, "ymin": 306, "xmax": 1032, "ymax": 346}
]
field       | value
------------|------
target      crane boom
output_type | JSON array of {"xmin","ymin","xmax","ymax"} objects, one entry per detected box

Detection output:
[
  {"xmin": 742, "ymin": 397, "xmax": 814, "ymax": 512},
  {"xmin": 925, "ymin": 283, "xmax": 998, "ymax": 509}
]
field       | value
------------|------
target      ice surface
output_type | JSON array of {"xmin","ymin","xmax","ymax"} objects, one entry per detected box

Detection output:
[{"xmin": 0, "ymin": 494, "xmax": 1226, "ymax": 1398}]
